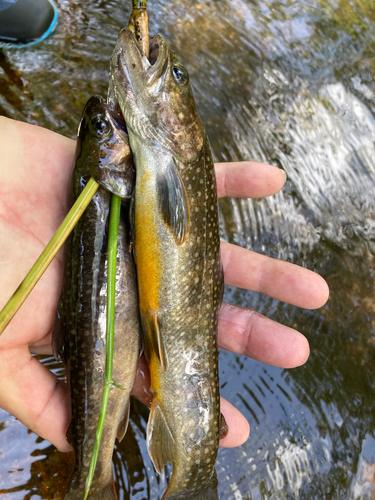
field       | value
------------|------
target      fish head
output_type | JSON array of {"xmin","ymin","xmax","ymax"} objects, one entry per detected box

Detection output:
[
  {"xmin": 77, "ymin": 95, "xmax": 135, "ymax": 199},
  {"xmin": 109, "ymin": 28, "xmax": 204, "ymax": 162}
]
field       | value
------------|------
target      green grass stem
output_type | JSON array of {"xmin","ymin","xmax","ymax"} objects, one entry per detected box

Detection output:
[
  {"xmin": 132, "ymin": 0, "xmax": 147, "ymax": 7},
  {"xmin": 84, "ymin": 1, "xmax": 148, "ymax": 494},
  {"xmin": 0, "ymin": 177, "xmax": 100, "ymax": 336},
  {"xmin": 84, "ymin": 194, "xmax": 122, "ymax": 500}
]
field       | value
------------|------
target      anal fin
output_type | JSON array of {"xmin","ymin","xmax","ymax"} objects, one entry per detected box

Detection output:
[
  {"xmin": 147, "ymin": 402, "xmax": 174, "ymax": 474},
  {"xmin": 116, "ymin": 399, "xmax": 130, "ymax": 443}
]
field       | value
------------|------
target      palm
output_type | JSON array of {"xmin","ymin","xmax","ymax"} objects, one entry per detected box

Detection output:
[
  {"xmin": 0, "ymin": 117, "xmax": 329, "ymax": 452},
  {"xmin": 0, "ymin": 120, "xmax": 74, "ymax": 348}
]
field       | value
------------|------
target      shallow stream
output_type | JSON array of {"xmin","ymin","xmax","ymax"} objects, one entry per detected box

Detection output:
[{"xmin": 1, "ymin": 0, "xmax": 375, "ymax": 498}]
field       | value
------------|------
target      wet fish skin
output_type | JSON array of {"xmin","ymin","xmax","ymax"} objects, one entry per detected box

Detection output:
[
  {"xmin": 75, "ymin": 95, "xmax": 135, "ymax": 199},
  {"xmin": 110, "ymin": 30, "xmax": 223, "ymax": 499},
  {"xmin": 53, "ymin": 95, "xmax": 141, "ymax": 500}
]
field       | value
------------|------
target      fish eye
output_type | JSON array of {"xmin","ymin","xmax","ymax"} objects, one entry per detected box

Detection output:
[
  {"xmin": 93, "ymin": 117, "xmax": 110, "ymax": 137},
  {"xmin": 172, "ymin": 66, "xmax": 188, "ymax": 85}
]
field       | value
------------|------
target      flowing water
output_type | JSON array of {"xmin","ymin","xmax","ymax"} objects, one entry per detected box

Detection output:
[{"xmin": 1, "ymin": 0, "xmax": 375, "ymax": 498}]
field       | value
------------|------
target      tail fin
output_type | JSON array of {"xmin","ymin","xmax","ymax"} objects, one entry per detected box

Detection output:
[
  {"xmin": 162, "ymin": 470, "xmax": 218, "ymax": 500},
  {"xmin": 63, "ymin": 481, "xmax": 117, "ymax": 500},
  {"xmin": 88, "ymin": 482, "xmax": 117, "ymax": 500}
]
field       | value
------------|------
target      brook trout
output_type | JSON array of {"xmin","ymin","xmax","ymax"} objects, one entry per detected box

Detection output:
[
  {"xmin": 53, "ymin": 95, "xmax": 141, "ymax": 500},
  {"xmin": 109, "ymin": 30, "xmax": 223, "ymax": 499}
]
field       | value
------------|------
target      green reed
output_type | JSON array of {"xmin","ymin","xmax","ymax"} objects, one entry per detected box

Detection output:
[{"xmin": 0, "ymin": 177, "xmax": 100, "ymax": 336}]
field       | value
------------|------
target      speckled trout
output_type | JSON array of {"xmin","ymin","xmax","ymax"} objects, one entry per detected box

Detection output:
[
  {"xmin": 53, "ymin": 95, "xmax": 141, "ymax": 500},
  {"xmin": 109, "ymin": 30, "xmax": 224, "ymax": 499}
]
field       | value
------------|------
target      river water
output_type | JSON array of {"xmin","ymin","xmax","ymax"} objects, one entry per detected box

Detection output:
[{"xmin": 1, "ymin": 0, "xmax": 375, "ymax": 498}]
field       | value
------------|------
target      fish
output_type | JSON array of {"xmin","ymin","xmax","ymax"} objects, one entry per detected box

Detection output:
[
  {"xmin": 53, "ymin": 95, "xmax": 141, "ymax": 500},
  {"xmin": 109, "ymin": 29, "xmax": 224, "ymax": 499}
]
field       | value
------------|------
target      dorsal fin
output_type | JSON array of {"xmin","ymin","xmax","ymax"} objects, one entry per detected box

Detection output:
[{"xmin": 157, "ymin": 159, "xmax": 190, "ymax": 246}]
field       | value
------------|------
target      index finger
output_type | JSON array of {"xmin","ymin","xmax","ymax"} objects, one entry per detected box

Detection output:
[{"xmin": 215, "ymin": 161, "xmax": 286, "ymax": 199}]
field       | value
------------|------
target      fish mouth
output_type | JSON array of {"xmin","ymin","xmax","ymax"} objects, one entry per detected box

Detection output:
[
  {"xmin": 148, "ymin": 36, "xmax": 161, "ymax": 65},
  {"xmin": 110, "ymin": 28, "xmax": 169, "ymax": 99},
  {"xmin": 108, "ymin": 108, "xmax": 128, "ymax": 135},
  {"xmin": 118, "ymin": 28, "xmax": 167, "ymax": 67}
]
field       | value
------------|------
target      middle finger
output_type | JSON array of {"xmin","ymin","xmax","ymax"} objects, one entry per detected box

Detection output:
[
  {"xmin": 218, "ymin": 302, "xmax": 309, "ymax": 368},
  {"xmin": 221, "ymin": 240, "xmax": 329, "ymax": 309}
]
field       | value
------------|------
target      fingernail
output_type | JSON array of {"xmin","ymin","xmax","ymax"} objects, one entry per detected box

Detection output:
[{"xmin": 280, "ymin": 168, "xmax": 287, "ymax": 183}]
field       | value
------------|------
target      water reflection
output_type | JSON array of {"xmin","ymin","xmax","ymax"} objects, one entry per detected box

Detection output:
[{"xmin": 1, "ymin": 0, "xmax": 375, "ymax": 498}]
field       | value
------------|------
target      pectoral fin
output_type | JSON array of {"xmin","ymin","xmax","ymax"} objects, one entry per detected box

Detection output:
[
  {"xmin": 129, "ymin": 183, "xmax": 136, "ymax": 253},
  {"xmin": 147, "ymin": 402, "xmax": 174, "ymax": 474},
  {"xmin": 219, "ymin": 412, "xmax": 228, "ymax": 439},
  {"xmin": 141, "ymin": 311, "xmax": 167, "ymax": 371},
  {"xmin": 52, "ymin": 300, "xmax": 68, "ymax": 363},
  {"xmin": 116, "ymin": 399, "xmax": 130, "ymax": 442},
  {"xmin": 157, "ymin": 159, "xmax": 190, "ymax": 245}
]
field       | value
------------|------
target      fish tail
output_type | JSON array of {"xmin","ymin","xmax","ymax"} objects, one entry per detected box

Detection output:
[
  {"xmin": 88, "ymin": 482, "xmax": 118, "ymax": 500},
  {"xmin": 162, "ymin": 471, "xmax": 219, "ymax": 500},
  {"xmin": 63, "ymin": 481, "xmax": 118, "ymax": 500}
]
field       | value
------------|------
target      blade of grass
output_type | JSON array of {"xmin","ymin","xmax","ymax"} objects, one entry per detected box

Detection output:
[
  {"xmin": 0, "ymin": 177, "xmax": 100, "ymax": 336},
  {"xmin": 84, "ymin": 193, "xmax": 122, "ymax": 500},
  {"xmin": 84, "ymin": 2, "xmax": 149, "ymax": 496}
]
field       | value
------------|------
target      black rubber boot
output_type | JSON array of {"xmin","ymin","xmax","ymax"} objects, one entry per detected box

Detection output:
[{"xmin": 0, "ymin": 0, "xmax": 58, "ymax": 47}]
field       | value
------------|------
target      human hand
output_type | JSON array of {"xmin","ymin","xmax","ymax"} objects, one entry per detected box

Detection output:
[{"xmin": 0, "ymin": 116, "xmax": 329, "ymax": 452}]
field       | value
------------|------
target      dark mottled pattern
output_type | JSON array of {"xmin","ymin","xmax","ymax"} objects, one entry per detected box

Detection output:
[{"xmin": 53, "ymin": 97, "xmax": 141, "ymax": 499}]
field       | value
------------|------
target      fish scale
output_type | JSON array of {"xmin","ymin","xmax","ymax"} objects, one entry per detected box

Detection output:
[
  {"xmin": 110, "ymin": 29, "xmax": 223, "ymax": 499},
  {"xmin": 146, "ymin": 144, "xmax": 222, "ymax": 497},
  {"xmin": 53, "ymin": 96, "xmax": 141, "ymax": 500}
]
